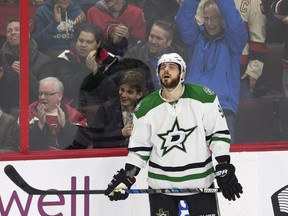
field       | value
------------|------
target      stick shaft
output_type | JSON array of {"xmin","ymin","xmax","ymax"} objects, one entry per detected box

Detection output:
[
  {"xmin": 4, "ymin": 164, "xmax": 221, "ymax": 195},
  {"xmin": 27, "ymin": 188, "xmax": 220, "ymax": 195}
]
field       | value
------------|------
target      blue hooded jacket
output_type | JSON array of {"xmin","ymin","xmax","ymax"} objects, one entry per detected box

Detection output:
[
  {"xmin": 175, "ymin": 0, "xmax": 248, "ymax": 114},
  {"xmin": 32, "ymin": 0, "xmax": 82, "ymax": 53}
]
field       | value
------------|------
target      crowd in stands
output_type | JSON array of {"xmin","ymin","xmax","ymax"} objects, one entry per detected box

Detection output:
[{"xmin": 0, "ymin": 0, "xmax": 287, "ymax": 151}]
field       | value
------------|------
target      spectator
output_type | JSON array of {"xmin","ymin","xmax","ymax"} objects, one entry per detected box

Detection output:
[
  {"xmin": 195, "ymin": 0, "xmax": 267, "ymax": 99},
  {"xmin": 55, "ymin": 24, "xmax": 117, "ymax": 108},
  {"xmin": 32, "ymin": 0, "xmax": 86, "ymax": 60},
  {"xmin": 87, "ymin": 0, "xmax": 146, "ymax": 56},
  {"xmin": 124, "ymin": 19, "xmax": 187, "ymax": 90},
  {"xmin": 79, "ymin": 57, "xmax": 153, "ymax": 125},
  {"xmin": 0, "ymin": 0, "xmax": 36, "ymax": 47},
  {"xmin": 67, "ymin": 70, "xmax": 146, "ymax": 149},
  {"xmin": 0, "ymin": 107, "xmax": 19, "ymax": 152},
  {"xmin": 29, "ymin": 77, "xmax": 87, "ymax": 151},
  {"xmin": 0, "ymin": 18, "xmax": 54, "ymax": 114},
  {"xmin": 175, "ymin": 0, "xmax": 248, "ymax": 143},
  {"xmin": 271, "ymin": 0, "xmax": 288, "ymax": 97}
]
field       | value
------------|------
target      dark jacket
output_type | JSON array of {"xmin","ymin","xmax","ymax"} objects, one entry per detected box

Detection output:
[
  {"xmin": 68, "ymin": 97, "xmax": 128, "ymax": 149},
  {"xmin": 0, "ymin": 111, "xmax": 19, "ymax": 152},
  {"xmin": 79, "ymin": 57, "xmax": 153, "ymax": 110},
  {"xmin": 55, "ymin": 45, "xmax": 119, "ymax": 108},
  {"xmin": 0, "ymin": 38, "xmax": 54, "ymax": 114},
  {"xmin": 55, "ymin": 46, "xmax": 93, "ymax": 108}
]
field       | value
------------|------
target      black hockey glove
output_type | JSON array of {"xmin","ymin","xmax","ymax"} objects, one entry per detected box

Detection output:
[
  {"xmin": 214, "ymin": 163, "xmax": 243, "ymax": 201},
  {"xmin": 105, "ymin": 169, "xmax": 136, "ymax": 201}
]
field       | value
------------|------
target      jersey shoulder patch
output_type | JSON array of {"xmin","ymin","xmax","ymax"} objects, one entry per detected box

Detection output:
[
  {"xmin": 202, "ymin": 86, "xmax": 215, "ymax": 95},
  {"xmin": 183, "ymin": 84, "xmax": 216, "ymax": 103}
]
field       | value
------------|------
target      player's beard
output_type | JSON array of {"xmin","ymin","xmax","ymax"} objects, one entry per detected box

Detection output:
[{"xmin": 160, "ymin": 73, "xmax": 181, "ymax": 89}]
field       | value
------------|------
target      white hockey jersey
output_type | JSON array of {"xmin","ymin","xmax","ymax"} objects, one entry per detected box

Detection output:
[{"xmin": 127, "ymin": 84, "xmax": 230, "ymax": 193}]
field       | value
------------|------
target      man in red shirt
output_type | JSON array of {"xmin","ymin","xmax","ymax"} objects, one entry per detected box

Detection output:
[
  {"xmin": 87, "ymin": 0, "xmax": 146, "ymax": 56},
  {"xmin": 29, "ymin": 77, "xmax": 87, "ymax": 151}
]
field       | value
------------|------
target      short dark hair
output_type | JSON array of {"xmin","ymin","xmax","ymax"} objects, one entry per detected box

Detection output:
[
  {"xmin": 152, "ymin": 19, "xmax": 176, "ymax": 41},
  {"xmin": 76, "ymin": 24, "xmax": 102, "ymax": 44}
]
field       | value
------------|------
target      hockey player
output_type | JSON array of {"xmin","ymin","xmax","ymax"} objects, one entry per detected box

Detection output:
[{"xmin": 105, "ymin": 53, "xmax": 243, "ymax": 215}]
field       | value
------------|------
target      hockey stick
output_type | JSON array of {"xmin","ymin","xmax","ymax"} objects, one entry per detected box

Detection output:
[{"xmin": 4, "ymin": 164, "xmax": 221, "ymax": 195}]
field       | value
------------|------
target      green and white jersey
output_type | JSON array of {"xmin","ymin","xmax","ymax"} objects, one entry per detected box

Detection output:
[{"xmin": 127, "ymin": 83, "xmax": 230, "ymax": 192}]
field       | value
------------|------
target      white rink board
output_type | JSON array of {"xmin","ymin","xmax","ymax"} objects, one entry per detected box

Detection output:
[{"xmin": 0, "ymin": 151, "xmax": 287, "ymax": 216}]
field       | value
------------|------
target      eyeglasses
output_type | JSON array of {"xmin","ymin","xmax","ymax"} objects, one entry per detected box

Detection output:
[
  {"xmin": 39, "ymin": 92, "xmax": 60, "ymax": 97},
  {"xmin": 203, "ymin": 15, "xmax": 220, "ymax": 23}
]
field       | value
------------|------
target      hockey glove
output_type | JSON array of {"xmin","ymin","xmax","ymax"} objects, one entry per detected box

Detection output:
[
  {"xmin": 215, "ymin": 163, "xmax": 243, "ymax": 201},
  {"xmin": 105, "ymin": 169, "xmax": 136, "ymax": 201}
]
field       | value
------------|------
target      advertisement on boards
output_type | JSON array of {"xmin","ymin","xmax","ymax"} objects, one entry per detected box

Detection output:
[{"xmin": 0, "ymin": 151, "xmax": 287, "ymax": 215}]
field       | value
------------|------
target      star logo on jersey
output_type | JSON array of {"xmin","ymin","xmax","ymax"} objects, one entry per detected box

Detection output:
[
  {"xmin": 156, "ymin": 209, "xmax": 169, "ymax": 216},
  {"xmin": 158, "ymin": 118, "xmax": 197, "ymax": 157}
]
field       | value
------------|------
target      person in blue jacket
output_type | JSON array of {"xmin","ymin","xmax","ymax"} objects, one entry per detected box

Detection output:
[
  {"xmin": 32, "ymin": 0, "xmax": 85, "ymax": 60},
  {"xmin": 175, "ymin": 0, "xmax": 248, "ymax": 143}
]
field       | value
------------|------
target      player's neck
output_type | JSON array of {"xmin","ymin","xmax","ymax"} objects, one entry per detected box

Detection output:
[{"xmin": 162, "ymin": 85, "xmax": 184, "ymax": 102}]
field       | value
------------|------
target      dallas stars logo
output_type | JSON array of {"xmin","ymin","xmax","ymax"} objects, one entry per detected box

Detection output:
[{"xmin": 158, "ymin": 118, "xmax": 197, "ymax": 157}]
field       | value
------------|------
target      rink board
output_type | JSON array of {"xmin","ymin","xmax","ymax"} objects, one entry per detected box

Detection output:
[{"xmin": 0, "ymin": 150, "xmax": 287, "ymax": 216}]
